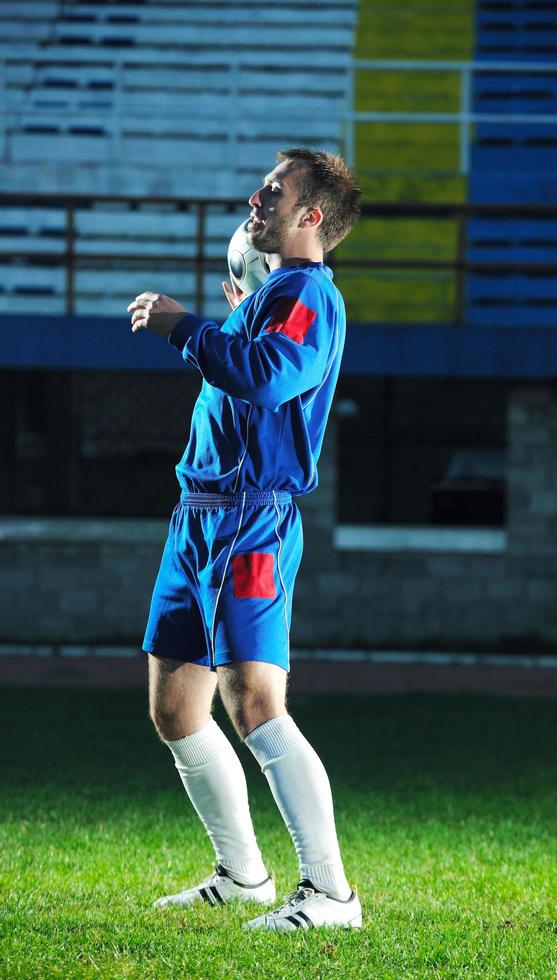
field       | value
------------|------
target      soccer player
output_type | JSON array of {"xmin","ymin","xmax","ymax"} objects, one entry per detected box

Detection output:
[{"xmin": 127, "ymin": 148, "xmax": 362, "ymax": 932}]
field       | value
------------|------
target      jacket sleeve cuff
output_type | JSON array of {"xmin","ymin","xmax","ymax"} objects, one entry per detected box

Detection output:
[{"xmin": 168, "ymin": 313, "xmax": 204, "ymax": 352}]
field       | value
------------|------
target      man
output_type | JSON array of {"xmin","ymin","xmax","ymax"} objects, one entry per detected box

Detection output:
[{"xmin": 127, "ymin": 147, "xmax": 362, "ymax": 932}]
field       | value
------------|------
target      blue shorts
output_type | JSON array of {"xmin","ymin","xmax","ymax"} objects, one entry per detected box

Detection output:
[{"xmin": 143, "ymin": 490, "xmax": 303, "ymax": 672}]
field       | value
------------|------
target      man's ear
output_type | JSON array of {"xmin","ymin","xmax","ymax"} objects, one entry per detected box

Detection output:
[{"xmin": 301, "ymin": 207, "xmax": 323, "ymax": 229}]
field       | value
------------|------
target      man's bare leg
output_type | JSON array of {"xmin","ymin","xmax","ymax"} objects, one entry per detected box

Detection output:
[
  {"xmin": 218, "ymin": 660, "xmax": 351, "ymax": 901},
  {"xmin": 216, "ymin": 661, "xmax": 288, "ymax": 740},
  {"xmin": 149, "ymin": 654, "xmax": 270, "ymax": 903},
  {"xmin": 149, "ymin": 655, "xmax": 218, "ymax": 740}
]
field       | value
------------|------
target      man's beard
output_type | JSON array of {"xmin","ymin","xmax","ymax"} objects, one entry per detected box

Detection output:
[{"xmin": 248, "ymin": 214, "xmax": 287, "ymax": 254}]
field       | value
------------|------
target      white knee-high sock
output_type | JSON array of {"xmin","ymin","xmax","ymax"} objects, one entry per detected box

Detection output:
[
  {"xmin": 166, "ymin": 717, "xmax": 268, "ymax": 885},
  {"xmin": 244, "ymin": 714, "xmax": 351, "ymax": 900}
]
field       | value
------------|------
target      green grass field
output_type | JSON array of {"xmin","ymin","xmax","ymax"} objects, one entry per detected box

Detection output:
[{"xmin": 1, "ymin": 688, "xmax": 556, "ymax": 978}]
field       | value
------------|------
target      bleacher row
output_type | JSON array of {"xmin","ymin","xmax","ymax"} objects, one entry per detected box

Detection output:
[
  {"xmin": 466, "ymin": 0, "xmax": 557, "ymax": 326},
  {"xmin": 0, "ymin": 199, "xmax": 249, "ymax": 317},
  {"xmin": 0, "ymin": 0, "xmax": 356, "ymax": 316},
  {"xmin": 0, "ymin": 0, "xmax": 354, "ymax": 191},
  {"xmin": 472, "ymin": 0, "xmax": 557, "ymax": 202},
  {"xmin": 0, "ymin": 1, "xmax": 354, "ymax": 159},
  {"xmin": 475, "ymin": 0, "xmax": 557, "ymax": 59},
  {"xmin": 0, "ymin": 0, "xmax": 555, "ymax": 327},
  {"xmin": 3, "ymin": 198, "xmax": 556, "ymax": 324}
]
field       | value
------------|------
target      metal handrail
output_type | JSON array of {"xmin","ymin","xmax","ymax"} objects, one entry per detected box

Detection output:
[
  {"xmin": 347, "ymin": 59, "xmax": 557, "ymax": 174},
  {"xmin": 0, "ymin": 53, "xmax": 343, "ymax": 166},
  {"xmin": 4, "ymin": 193, "xmax": 557, "ymax": 212},
  {"xmin": 1, "ymin": 194, "xmax": 556, "ymax": 322},
  {"xmin": 2, "ymin": 55, "xmax": 556, "ymax": 176}
]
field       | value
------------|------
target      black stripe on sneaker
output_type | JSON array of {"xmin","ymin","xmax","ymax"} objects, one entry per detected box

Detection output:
[
  {"xmin": 285, "ymin": 915, "xmax": 303, "ymax": 928},
  {"xmin": 210, "ymin": 885, "xmax": 224, "ymax": 904},
  {"xmin": 295, "ymin": 910, "xmax": 313, "ymax": 927},
  {"xmin": 233, "ymin": 875, "xmax": 271, "ymax": 889},
  {"xmin": 199, "ymin": 887, "xmax": 213, "ymax": 904},
  {"xmin": 216, "ymin": 865, "xmax": 271, "ymax": 889},
  {"xmin": 332, "ymin": 890, "xmax": 356, "ymax": 904}
]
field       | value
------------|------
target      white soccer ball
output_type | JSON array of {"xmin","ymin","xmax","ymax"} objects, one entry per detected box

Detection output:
[{"xmin": 227, "ymin": 219, "xmax": 270, "ymax": 296}]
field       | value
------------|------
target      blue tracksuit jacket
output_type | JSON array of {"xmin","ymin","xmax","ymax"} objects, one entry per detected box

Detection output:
[{"xmin": 167, "ymin": 261, "xmax": 345, "ymax": 496}]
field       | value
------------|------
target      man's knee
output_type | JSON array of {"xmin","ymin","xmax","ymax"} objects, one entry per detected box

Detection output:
[
  {"xmin": 149, "ymin": 696, "xmax": 181, "ymax": 740},
  {"xmin": 217, "ymin": 662, "xmax": 288, "ymax": 740},
  {"xmin": 229, "ymin": 695, "xmax": 278, "ymax": 740},
  {"xmin": 147, "ymin": 654, "xmax": 217, "ymax": 741},
  {"xmin": 149, "ymin": 688, "xmax": 216, "ymax": 741}
]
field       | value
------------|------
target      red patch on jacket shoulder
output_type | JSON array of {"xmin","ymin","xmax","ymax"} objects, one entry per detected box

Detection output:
[
  {"xmin": 265, "ymin": 297, "xmax": 317, "ymax": 345},
  {"xmin": 232, "ymin": 553, "xmax": 276, "ymax": 599}
]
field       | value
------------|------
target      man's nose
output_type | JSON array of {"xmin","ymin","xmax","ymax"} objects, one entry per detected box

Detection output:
[{"xmin": 248, "ymin": 187, "xmax": 262, "ymax": 207}]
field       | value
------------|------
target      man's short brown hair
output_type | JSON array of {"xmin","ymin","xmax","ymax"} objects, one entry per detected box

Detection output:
[{"xmin": 277, "ymin": 147, "xmax": 362, "ymax": 252}]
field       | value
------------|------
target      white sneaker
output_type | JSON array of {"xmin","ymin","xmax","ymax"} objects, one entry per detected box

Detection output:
[
  {"xmin": 154, "ymin": 862, "xmax": 276, "ymax": 908},
  {"xmin": 244, "ymin": 882, "xmax": 362, "ymax": 931}
]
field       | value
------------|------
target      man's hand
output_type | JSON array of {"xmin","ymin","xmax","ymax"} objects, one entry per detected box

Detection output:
[
  {"xmin": 127, "ymin": 292, "xmax": 187, "ymax": 336},
  {"xmin": 222, "ymin": 278, "xmax": 248, "ymax": 311}
]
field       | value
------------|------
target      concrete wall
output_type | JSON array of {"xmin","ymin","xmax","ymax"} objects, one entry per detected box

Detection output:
[
  {"xmin": 297, "ymin": 384, "xmax": 557, "ymax": 651},
  {"xmin": 3, "ymin": 384, "xmax": 557, "ymax": 652}
]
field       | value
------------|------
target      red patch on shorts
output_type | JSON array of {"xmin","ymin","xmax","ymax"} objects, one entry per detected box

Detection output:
[
  {"xmin": 232, "ymin": 553, "xmax": 276, "ymax": 599},
  {"xmin": 265, "ymin": 297, "xmax": 316, "ymax": 345}
]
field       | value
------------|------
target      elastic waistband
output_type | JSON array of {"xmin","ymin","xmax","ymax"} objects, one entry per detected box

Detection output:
[{"xmin": 180, "ymin": 490, "xmax": 292, "ymax": 508}]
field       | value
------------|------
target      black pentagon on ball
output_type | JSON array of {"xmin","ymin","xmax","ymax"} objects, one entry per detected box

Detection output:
[{"xmin": 229, "ymin": 251, "xmax": 246, "ymax": 280}]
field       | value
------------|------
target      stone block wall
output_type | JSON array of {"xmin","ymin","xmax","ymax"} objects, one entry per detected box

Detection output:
[
  {"xmin": 294, "ymin": 384, "xmax": 557, "ymax": 652},
  {"xmin": 3, "ymin": 383, "xmax": 557, "ymax": 652},
  {"xmin": 0, "ymin": 521, "xmax": 165, "ymax": 645}
]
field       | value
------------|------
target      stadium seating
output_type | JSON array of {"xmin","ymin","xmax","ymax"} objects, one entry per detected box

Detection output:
[
  {"xmin": 0, "ymin": 198, "xmax": 252, "ymax": 316},
  {"xmin": 1, "ymin": 0, "xmax": 554, "ymax": 327},
  {"xmin": 466, "ymin": 0, "xmax": 557, "ymax": 327},
  {"xmin": 0, "ymin": 0, "xmax": 355, "ymax": 193},
  {"xmin": 0, "ymin": 0, "xmax": 356, "ymax": 315}
]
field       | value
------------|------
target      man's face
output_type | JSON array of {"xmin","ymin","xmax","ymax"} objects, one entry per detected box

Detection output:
[{"xmin": 247, "ymin": 160, "xmax": 306, "ymax": 254}]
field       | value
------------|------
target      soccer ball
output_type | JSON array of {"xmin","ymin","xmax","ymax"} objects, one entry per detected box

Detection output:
[{"xmin": 227, "ymin": 219, "xmax": 270, "ymax": 296}]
